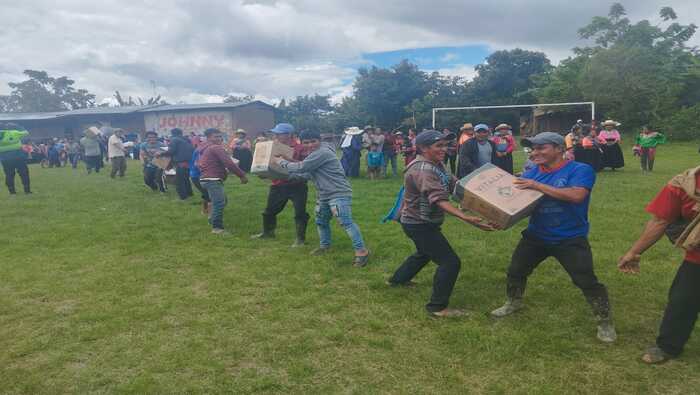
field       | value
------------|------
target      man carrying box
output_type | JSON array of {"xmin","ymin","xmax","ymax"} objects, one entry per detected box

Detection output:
[
  {"xmin": 490, "ymin": 132, "xmax": 617, "ymax": 343},
  {"xmin": 275, "ymin": 130, "xmax": 370, "ymax": 267},
  {"xmin": 388, "ymin": 130, "xmax": 494, "ymax": 317},
  {"xmin": 251, "ymin": 123, "xmax": 311, "ymax": 247}
]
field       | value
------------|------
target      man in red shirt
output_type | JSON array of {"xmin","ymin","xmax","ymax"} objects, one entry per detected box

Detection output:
[
  {"xmin": 197, "ymin": 128, "xmax": 248, "ymax": 234},
  {"xmin": 619, "ymin": 166, "xmax": 700, "ymax": 363},
  {"xmin": 251, "ymin": 123, "xmax": 310, "ymax": 247}
]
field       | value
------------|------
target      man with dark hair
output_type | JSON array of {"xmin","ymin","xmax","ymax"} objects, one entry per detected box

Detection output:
[
  {"xmin": 159, "ymin": 128, "xmax": 194, "ymax": 200},
  {"xmin": 251, "ymin": 123, "xmax": 310, "ymax": 247},
  {"xmin": 275, "ymin": 130, "xmax": 370, "ymax": 267},
  {"xmin": 388, "ymin": 130, "xmax": 493, "ymax": 317},
  {"xmin": 140, "ymin": 131, "xmax": 166, "ymax": 192},
  {"xmin": 197, "ymin": 128, "xmax": 248, "ymax": 234},
  {"xmin": 107, "ymin": 128, "xmax": 127, "ymax": 178},
  {"xmin": 0, "ymin": 124, "xmax": 31, "ymax": 195},
  {"xmin": 490, "ymin": 132, "xmax": 617, "ymax": 343},
  {"xmin": 618, "ymin": 166, "xmax": 700, "ymax": 364},
  {"xmin": 457, "ymin": 123, "xmax": 496, "ymax": 178}
]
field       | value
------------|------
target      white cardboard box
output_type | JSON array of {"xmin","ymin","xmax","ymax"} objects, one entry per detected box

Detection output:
[{"xmin": 250, "ymin": 141, "xmax": 294, "ymax": 179}]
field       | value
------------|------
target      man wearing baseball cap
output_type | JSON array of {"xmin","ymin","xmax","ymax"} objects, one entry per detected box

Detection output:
[
  {"xmin": 251, "ymin": 123, "xmax": 311, "ymax": 247},
  {"xmin": 388, "ymin": 130, "xmax": 494, "ymax": 317},
  {"xmin": 274, "ymin": 130, "xmax": 370, "ymax": 267},
  {"xmin": 457, "ymin": 123, "xmax": 496, "ymax": 178},
  {"xmin": 490, "ymin": 132, "xmax": 617, "ymax": 343}
]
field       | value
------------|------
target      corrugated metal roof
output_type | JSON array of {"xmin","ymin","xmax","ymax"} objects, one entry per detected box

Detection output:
[
  {"xmin": 0, "ymin": 111, "xmax": 65, "ymax": 121},
  {"xmin": 0, "ymin": 101, "xmax": 273, "ymax": 122},
  {"xmin": 137, "ymin": 101, "xmax": 273, "ymax": 113}
]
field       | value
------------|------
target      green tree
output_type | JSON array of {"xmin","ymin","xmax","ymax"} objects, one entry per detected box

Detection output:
[
  {"xmin": 536, "ymin": 3, "xmax": 699, "ymax": 138},
  {"xmin": 469, "ymin": 49, "xmax": 551, "ymax": 105},
  {"xmin": 353, "ymin": 60, "xmax": 433, "ymax": 129},
  {"xmin": 4, "ymin": 70, "xmax": 95, "ymax": 112},
  {"xmin": 276, "ymin": 94, "xmax": 334, "ymax": 132}
]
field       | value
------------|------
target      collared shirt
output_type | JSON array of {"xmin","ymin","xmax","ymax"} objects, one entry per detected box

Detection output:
[
  {"xmin": 401, "ymin": 155, "xmax": 456, "ymax": 225},
  {"xmin": 197, "ymin": 142, "xmax": 245, "ymax": 181}
]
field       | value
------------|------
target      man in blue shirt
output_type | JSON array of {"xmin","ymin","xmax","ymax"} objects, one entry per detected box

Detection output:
[{"xmin": 490, "ymin": 132, "xmax": 617, "ymax": 343}]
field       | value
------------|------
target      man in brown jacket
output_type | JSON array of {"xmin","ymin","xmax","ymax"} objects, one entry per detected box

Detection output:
[{"xmin": 197, "ymin": 128, "xmax": 248, "ymax": 234}]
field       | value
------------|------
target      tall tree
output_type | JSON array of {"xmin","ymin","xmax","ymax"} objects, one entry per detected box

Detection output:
[
  {"xmin": 469, "ymin": 49, "xmax": 551, "ymax": 105},
  {"xmin": 4, "ymin": 70, "xmax": 95, "ymax": 112},
  {"xmin": 353, "ymin": 60, "xmax": 433, "ymax": 129},
  {"xmin": 536, "ymin": 3, "xmax": 699, "ymax": 136}
]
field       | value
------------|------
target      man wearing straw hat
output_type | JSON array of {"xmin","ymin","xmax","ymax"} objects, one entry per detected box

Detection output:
[
  {"xmin": 81, "ymin": 126, "xmax": 103, "ymax": 174},
  {"xmin": 340, "ymin": 126, "xmax": 364, "ymax": 177}
]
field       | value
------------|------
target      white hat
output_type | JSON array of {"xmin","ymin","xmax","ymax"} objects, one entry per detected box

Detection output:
[
  {"xmin": 602, "ymin": 120, "xmax": 620, "ymax": 127},
  {"xmin": 344, "ymin": 126, "xmax": 363, "ymax": 135}
]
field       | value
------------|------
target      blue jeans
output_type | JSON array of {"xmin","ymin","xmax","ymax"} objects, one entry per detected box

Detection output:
[
  {"xmin": 202, "ymin": 181, "xmax": 227, "ymax": 229},
  {"xmin": 315, "ymin": 197, "xmax": 366, "ymax": 251}
]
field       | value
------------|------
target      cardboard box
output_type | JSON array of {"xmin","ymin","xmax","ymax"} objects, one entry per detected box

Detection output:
[
  {"xmin": 251, "ymin": 140, "xmax": 294, "ymax": 179},
  {"xmin": 453, "ymin": 163, "xmax": 544, "ymax": 229},
  {"xmin": 152, "ymin": 156, "xmax": 171, "ymax": 170}
]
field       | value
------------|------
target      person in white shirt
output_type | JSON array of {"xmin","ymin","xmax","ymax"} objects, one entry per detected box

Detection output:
[{"xmin": 108, "ymin": 129, "xmax": 127, "ymax": 178}]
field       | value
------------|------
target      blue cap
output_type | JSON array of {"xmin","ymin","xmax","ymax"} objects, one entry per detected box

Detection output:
[
  {"xmin": 474, "ymin": 124, "xmax": 490, "ymax": 132},
  {"xmin": 521, "ymin": 132, "xmax": 565, "ymax": 147},
  {"xmin": 415, "ymin": 130, "xmax": 456, "ymax": 147},
  {"xmin": 269, "ymin": 123, "xmax": 295, "ymax": 134}
]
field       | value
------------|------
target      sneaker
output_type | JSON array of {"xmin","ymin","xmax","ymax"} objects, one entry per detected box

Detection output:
[
  {"xmin": 385, "ymin": 280, "xmax": 417, "ymax": 288},
  {"xmin": 250, "ymin": 232, "xmax": 275, "ymax": 240},
  {"xmin": 596, "ymin": 321, "xmax": 617, "ymax": 343},
  {"xmin": 353, "ymin": 251, "xmax": 370, "ymax": 267},
  {"xmin": 490, "ymin": 299, "xmax": 524, "ymax": 318},
  {"xmin": 291, "ymin": 239, "xmax": 305, "ymax": 248},
  {"xmin": 310, "ymin": 247, "xmax": 330, "ymax": 256},
  {"xmin": 211, "ymin": 228, "xmax": 228, "ymax": 235},
  {"xmin": 429, "ymin": 308, "xmax": 467, "ymax": 318},
  {"xmin": 642, "ymin": 346, "xmax": 673, "ymax": 364}
]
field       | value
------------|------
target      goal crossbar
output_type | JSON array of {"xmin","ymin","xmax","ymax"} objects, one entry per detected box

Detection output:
[{"xmin": 432, "ymin": 101, "xmax": 595, "ymax": 128}]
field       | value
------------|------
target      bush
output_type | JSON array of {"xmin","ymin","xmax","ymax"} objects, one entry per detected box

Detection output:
[{"xmin": 656, "ymin": 104, "xmax": 700, "ymax": 141}]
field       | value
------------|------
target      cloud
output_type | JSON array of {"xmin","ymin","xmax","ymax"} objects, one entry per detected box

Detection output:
[{"xmin": 1, "ymin": 0, "xmax": 698, "ymax": 105}]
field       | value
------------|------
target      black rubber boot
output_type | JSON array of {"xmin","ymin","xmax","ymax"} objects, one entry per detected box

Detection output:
[
  {"xmin": 251, "ymin": 214, "xmax": 276, "ymax": 239},
  {"xmin": 586, "ymin": 292, "xmax": 617, "ymax": 343},
  {"xmin": 291, "ymin": 220, "xmax": 308, "ymax": 247},
  {"xmin": 491, "ymin": 280, "xmax": 525, "ymax": 318}
]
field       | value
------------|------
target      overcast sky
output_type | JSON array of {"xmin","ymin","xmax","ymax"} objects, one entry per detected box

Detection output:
[{"xmin": 2, "ymin": 0, "xmax": 699, "ymax": 107}]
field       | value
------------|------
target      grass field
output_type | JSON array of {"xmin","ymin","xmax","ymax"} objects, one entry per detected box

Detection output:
[{"xmin": 1, "ymin": 143, "xmax": 699, "ymax": 394}]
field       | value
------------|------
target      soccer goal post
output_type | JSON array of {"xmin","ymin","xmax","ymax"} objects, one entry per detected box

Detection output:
[{"xmin": 431, "ymin": 101, "xmax": 595, "ymax": 130}]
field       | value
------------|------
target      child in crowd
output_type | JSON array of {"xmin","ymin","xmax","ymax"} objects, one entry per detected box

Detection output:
[{"xmin": 367, "ymin": 142, "xmax": 383, "ymax": 180}]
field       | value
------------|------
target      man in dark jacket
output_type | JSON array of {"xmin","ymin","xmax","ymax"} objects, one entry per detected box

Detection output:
[
  {"xmin": 160, "ymin": 128, "xmax": 194, "ymax": 200},
  {"xmin": 457, "ymin": 123, "xmax": 497, "ymax": 178}
]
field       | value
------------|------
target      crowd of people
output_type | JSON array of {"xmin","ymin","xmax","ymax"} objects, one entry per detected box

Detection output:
[{"xmin": 0, "ymin": 119, "xmax": 697, "ymax": 365}]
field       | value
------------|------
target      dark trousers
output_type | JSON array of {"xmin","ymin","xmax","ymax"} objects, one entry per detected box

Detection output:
[
  {"xmin": 110, "ymin": 156, "xmax": 126, "ymax": 178},
  {"xmin": 175, "ymin": 166, "xmax": 193, "ymax": 200},
  {"xmin": 263, "ymin": 183, "xmax": 310, "ymax": 227},
  {"xmin": 390, "ymin": 223, "xmax": 462, "ymax": 312},
  {"xmin": 657, "ymin": 261, "xmax": 700, "ymax": 357},
  {"xmin": 641, "ymin": 147, "xmax": 656, "ymax": 171},
  {"xmin": 85, "ymin": 155, "xmax": 102, "ymax": 173},
  {"xmin": 191, "ymin": 177, "xmax": 210, "ymax": 202},
  {"xmin": 143, "ymin": 166, "xmax": 165, "ymax": 192},
  {"xmin": 2, "ymin": 158, "xmax": 30, "ymax": 194},
  {"xmin": 507, "ymin": 232, "xmax": 608, "ymax": 301},
  {"xmin": 68, "ymin": 153, "xmax": 79, "ymax": 169}
]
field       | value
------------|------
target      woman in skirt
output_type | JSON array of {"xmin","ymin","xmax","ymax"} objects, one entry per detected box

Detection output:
[{"xmin": 598, "ymin": 120, "xmax": 625, "ymax": 170}]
